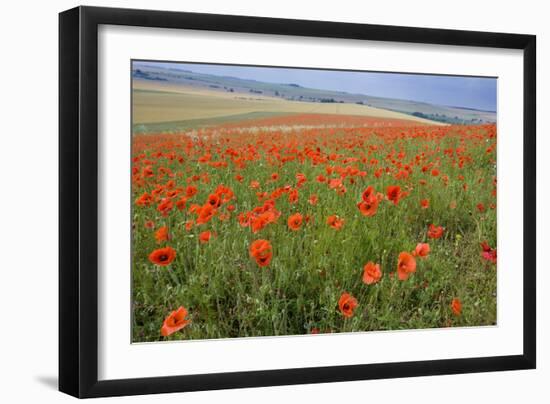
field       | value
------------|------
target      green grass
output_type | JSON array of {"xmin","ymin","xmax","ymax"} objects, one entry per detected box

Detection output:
[
  {"xmin": 132, "ymin": 111, "xmax": 297, "ymax": 134},
  {"xmin": 131, "ymin": 124, "xmax": 497, "ymax": 342}
]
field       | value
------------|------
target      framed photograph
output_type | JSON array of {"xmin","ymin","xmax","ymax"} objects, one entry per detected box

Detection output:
[{"xmin": 59, "ymin": 6, "xmax": 536, "ymax": 398}]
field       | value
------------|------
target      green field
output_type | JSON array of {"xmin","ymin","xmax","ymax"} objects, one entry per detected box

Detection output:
[
  {"xmin": 131, "ymin": 120, "xmax": 497, "ymax": 342},
  {"xmin": 132, "ymin": 111, "xmax": 297, "ymax": 133}
]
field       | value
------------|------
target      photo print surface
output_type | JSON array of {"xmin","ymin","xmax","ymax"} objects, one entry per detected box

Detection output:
[{"xmin": 131, "ymin": 60, "xmax": 497, "ymax": 343}]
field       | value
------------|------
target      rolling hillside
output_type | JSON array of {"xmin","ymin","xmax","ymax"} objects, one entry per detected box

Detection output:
[
  {"xmin": 132, "ymin": 80, "xmax": 441, "ymax": 132},
  {"xmin": 132, "ymin": 62, "xmax": 496, "ymax": 130}
]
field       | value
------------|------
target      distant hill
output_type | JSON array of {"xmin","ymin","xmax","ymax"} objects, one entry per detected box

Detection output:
[{"xmin": 132, "ymin": 63, "xmax": 496, "ymax": 125}]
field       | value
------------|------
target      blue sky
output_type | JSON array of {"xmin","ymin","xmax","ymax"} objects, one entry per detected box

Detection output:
[{"xmin": 137, "ymin": 61, "xmax": 497, "ymax": 111}]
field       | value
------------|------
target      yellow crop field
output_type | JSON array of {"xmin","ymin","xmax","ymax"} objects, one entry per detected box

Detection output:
[{"xmin": 132, "ymin": 81, "xmax": 441, "ymax": 126}]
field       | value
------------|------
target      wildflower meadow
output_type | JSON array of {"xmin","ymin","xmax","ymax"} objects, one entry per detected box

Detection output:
[{"xmin": 131, "ymin": 114, "xmax": 497, "ymax": 342}]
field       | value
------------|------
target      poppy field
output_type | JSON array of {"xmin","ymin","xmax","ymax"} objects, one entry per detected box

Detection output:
[{"xmin": 131, "ymin": 112, "xmax": 497, "ymax": 342}]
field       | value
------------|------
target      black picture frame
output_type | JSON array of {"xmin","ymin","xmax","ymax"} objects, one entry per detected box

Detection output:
[{"xmin": 59, "ymin": 5, "xmax": 536, "ymax": 398}]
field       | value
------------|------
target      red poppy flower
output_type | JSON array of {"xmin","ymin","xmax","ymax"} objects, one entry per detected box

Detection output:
[
  {"xmin": 413, "ymin": 243, "xmax": 430, "ymax": 258},
  {"xmin": 361, "ymin": 186, "xmax": 375, "ymax": 202},
  {"xmin": 328, "ymin": 178, "xmax": 343, "ymax": 190},
  {"xmin": 357, "ymin": 195, "xmax": 379, "ymax": 217},
  {"xmin": 287, "ymin": 213, "xmax": 303, "ymax": 231},
  {"xmin": 288, "ymin": 188, "xmax": 299, "ymax": 203},
  {"xmin": 156, "ymin": 198, "xmax": 174, "ymax": 217},
  {"xmin": 338, "ymin": 292, "xmax": 358, "ymax": 318},
  {"xmin": 362, "ymin": 262, "xmax": 382, "ymax": 285},
  {"xmin": 175, "ymin": 197, "xmax": 187, "ymax": 211},
  {"xmin": 160, "ymin": 306, "xmax": 190, "ymax": 336},
  {"xmin": 196, "ymin": 204, "xmax": 216, "ymax": 225},
  {"xmin": 420, "ymin": 199, "xmax": 429, "ymax": 209},
  {"xmin": 154, "ymin": 226, "xmax": 169, "ymax": 243},
  {"xmin": 135, "ymin": 192, "xmax": 153, "ymax": 207},
  {"xmin": 207, "ymin": 193, "xmax": 221, "ymax": 208},
  {"xmin": 165, "ymin": 189, "xmax": 179, "ymax": 199},
  {"xmin": 397, "ymin": 251, "xmax": 417, "ymax": 281},
  {"xmin": 308, "ymin": 194, "xmax": 318, "ymax": 205},
  {"xmin": 199, "ymin": 230, "xmax": 214, "ymax": 243},
  {"xmin": 427, "ymin": 224, "xmax": 444, "ymax": 239},
  {"xmin": 148, "ymin": 247, "xmax": 176, "ymax": 266},
  {"xmin": 386, "ymin": 185, "xmax": 402, "ymax": 205},
  {"xmin": 336, "ymin": 185, "xmax": 347, "ymax": 195},
  {"xmin": 185, "ymin": 185, "xmax": 198, "ymax": 198},
  {"xmin": 142, "ymin": 165, "xmax": 154, "ymax": 178},
  {"xmin": 326, "ymin": 215, "xmax": 344, "ymax": 230},
  {"xmin": 480, "ymin": 241, "xmax": 497, "ymax": 264},
  {"xmin": 250, "ymin": 210, "xmax": 278, "ymax": 233},
  {"xmin": 249, "ymin": 239, "xmax": 273, "ymax": 267},
  {"xmin": 451, "ymin": 298, "xmax": 462, "ymax": 316},
  {"xmin": 296, "ymin": 173, "xmax": 307, "ymax": 187}
]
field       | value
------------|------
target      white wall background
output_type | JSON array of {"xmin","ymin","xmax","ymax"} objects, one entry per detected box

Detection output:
[{"xmin": 0, "ymin": 0, "xmax": 545, "ymax": 402}]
